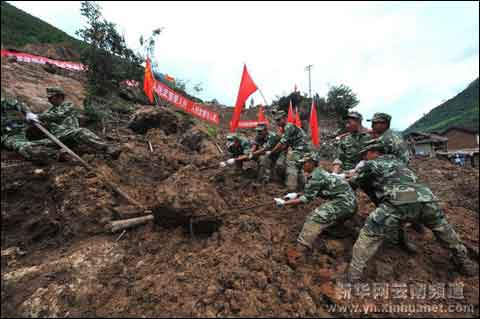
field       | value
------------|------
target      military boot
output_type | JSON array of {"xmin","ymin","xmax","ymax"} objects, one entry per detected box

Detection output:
[
  {"xmin": 399, "ymin": 230, "xmax": 418, "ymax": 255},
  {"xmin": 452, "ymin": 249, "xmax": 477, "ymax": 277}
]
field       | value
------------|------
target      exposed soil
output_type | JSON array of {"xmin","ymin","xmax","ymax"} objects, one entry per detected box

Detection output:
[{"xmin": 1, "ymin": 52, "xmax": 478, "ymax": 318}]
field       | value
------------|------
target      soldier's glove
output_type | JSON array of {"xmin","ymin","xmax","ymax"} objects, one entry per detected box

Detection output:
[
  {"xmin": 248, "ymin": 152, "xmax": 254, "ymax": 160},
  {"xmin": 226, "ymin": 158, "xmax": 236, "ymax": 165},
  {"xmin": 284, "ymin": 193, "xmax": 298, "ymax": 200},
  {"xmin": 274, "ymin": 198, "xmax": 286, "ymax": 207},
  {"xmin": 219, "ymin": 161, "xmax": 227, "ymax": 168},
  {"xmin": 25, "ymin": 112, "xmax": 40, "ymax": 123}
]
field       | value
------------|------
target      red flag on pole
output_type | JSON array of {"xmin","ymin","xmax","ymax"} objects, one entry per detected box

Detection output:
[
  {"xmin": 295, "ymin": 107, "xmax": 302, "ymax": 128},
  {"xmin": 310, "ymin": 101, "xmax": 320, "ymax": 146},
  {"xmin": 143, "ymin": 57, "xmax": 155, "ymax": 104},
  {"xmin": 230, "ymin": 64, "xmax": 258, "ymax": 132},
  {"xmin": 287, "ymin": 100, "xmax": 295, "ymax": 124}
]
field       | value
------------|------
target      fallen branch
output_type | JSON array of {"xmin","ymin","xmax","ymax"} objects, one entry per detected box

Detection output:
[{"xmin": 109, "ymin": 214, "xmax": 154, "ymax": 233}]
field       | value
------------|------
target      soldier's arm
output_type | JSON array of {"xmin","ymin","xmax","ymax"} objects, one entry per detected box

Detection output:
[
  {"xmin": 298, "ymin": 173, "xmax": 327, "ymax": 204},
  {"xmin": 38, "ymin": 103, "xmax": 76, "ymax": 123},
  {"xmin": 1, "ymin": 99, "xmax": 32, "ymax": 114},
  {"xmin": 348, "ymin": 161, "xmax": 372, "ymax": 188}
]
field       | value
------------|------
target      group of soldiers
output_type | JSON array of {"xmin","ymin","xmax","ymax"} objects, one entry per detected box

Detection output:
[
  {"xmin": 2, "ymin": 89, "xmax": 476, "ymax": 282},
  {"xmin": 220, "ymin": 109, "xmax": 476, "ymax": 282},
  {"xmin": 1, "ymin": 87, "xmax": 121, "ymax": 164}
]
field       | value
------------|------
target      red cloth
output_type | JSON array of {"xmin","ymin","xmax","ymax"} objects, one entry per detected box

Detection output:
[
  {"xmin": 143, "ymin": 57, "xmax": 155, "ymax": 104},
  {"xmin": 309, "ymin": 101, "xmax": 320, "ymax": 146},
  {"xmin": 287, "ymin": 100, "xmax": 295, "ymax": 124},
  {"xmin": 295, "ymin": 107, "xmax": 302, "ymax": 128},
  {"xmin": 230, "ymin": 64, "xmax": 258, "ymax": 132}
]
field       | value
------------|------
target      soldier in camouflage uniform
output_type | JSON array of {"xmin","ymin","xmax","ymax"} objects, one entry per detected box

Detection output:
[
  {"xmin": 367, "ymin": 112, "xmax": 410, "ymax": 165},
  {"xmin": 248, "ymin": 123, "xmax": 285, "ymax": 183},
  {"xmin": 269, "ymin": 110, "xmax": 311, "ymax": 191},
  {"xmin": 345, "ymin": 143, "xmax": 476, "ymax": 281},
  {"xmin": 1, "ymin": 98, "xmax": 59, "ymax": 164},
  {"xmin": 220, "ymin": 133, "xmax": 252, "ymax": 170},
  {"xmin": 332, "ymin": 111, "xmax": 371, "ymax": 174},
  {"xmin": 1, "ymin": 87, "xmax": 121, "ymax": 163},
  {"xmin": 273, "ymin": 152, "xmax": 358, "ymax": 267}
]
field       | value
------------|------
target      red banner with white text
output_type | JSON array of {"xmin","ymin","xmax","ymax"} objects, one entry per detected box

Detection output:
[
  {"xmin": 1, "ymin": 50, "xmax": 85, "ymax": 71},
  {"xmin": 153, "ymin": 80, "xmax": 219, "ymax": 125}
]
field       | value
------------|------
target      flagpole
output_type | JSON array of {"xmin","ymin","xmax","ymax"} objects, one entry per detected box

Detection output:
[{"xmin": 257, "ymin": 87, "xmax": 269, "ymax": 107}]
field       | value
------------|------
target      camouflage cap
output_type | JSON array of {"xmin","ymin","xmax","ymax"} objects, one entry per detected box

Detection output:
[
  {"xmin": 346, "ymin": 111, "xmax": 363, "ymax": 121},
  {"xmin": 298, "ymin": 152, "xmax": 320, "ymax": 164},
  {"xmin": 226, "ymin": 134, "xmax": 238, "ymax": 141},
  {"xmin": 273, "ymin": 110, "xmax": 287, "ymax": 121},
  {"xmin": 255, "ymin": 123, "xmax": 267, "ymax": 132},
  {"xmin": 359, "ymin": 139, "xmax": 386, "ymax": 155},
  {"xmin": 46, "ymin": 87, "xmax": 65, "ymax": 97},
  {"xmin": 367, "ymin": 112, "xmax": 391, "ymax": 123}
]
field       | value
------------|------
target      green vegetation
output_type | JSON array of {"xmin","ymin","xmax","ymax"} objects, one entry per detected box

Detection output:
[
  {"xmin": 1, "ymin": 1, "xmax": 85, "ymax": 55},
  {"xmin": 272, "ymin": 83, "xmax": 360, "ymax": 129},
  {"xmin": 404, "ymin": 78, "xmax": 479, "ymax": 134}
]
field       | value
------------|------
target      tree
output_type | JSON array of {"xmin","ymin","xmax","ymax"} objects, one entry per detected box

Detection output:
[
  {"xmin": 76, "ymin": 1, "xmax": 143, "ymax": 95},
  {"xmin": 327, "ymin": 84, "xmax": 359, "ymax": 119}
]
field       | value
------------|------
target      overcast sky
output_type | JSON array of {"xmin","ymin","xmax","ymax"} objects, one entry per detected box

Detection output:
[{"xmin": 9, "ymin": 1, "xmax": 479, "ymax": 130}]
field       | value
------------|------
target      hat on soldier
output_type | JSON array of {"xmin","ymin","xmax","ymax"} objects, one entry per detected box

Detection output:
[
  {"xmin": 226, "ymin": 134, "xmax": 238, "ymax": 142},
  {"xmin": 367, "ymin": 112, "xmax": 391, "ymax": 123},
  {"xmin": 359, "ymin": 139, "xmax": 386, "ymax": 155},
  {"xmin": 46, "ymin": 87, "xmax": 65, "ymax": 97},
  {"xmin": 298, "ymin": 152, "xmax": 320, "ymax": 164},
  {"xmin": 255, "ymin": 123, "xmax": 267, "ymax": 132},
  {"xmin": 347, "ymin": 111, "xmax": 363, "ymax": 121}
]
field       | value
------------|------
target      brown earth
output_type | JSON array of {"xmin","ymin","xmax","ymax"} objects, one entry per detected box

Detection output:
[{"xmin": 1, "ymin": 52, "xmax": 479, "ymax": 318}]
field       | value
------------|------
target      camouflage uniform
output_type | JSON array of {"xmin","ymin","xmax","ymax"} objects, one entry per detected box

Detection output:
[
  {"xmin": 279, "ymin": 122, "xmax": 311, "ymax": 191},
  {"xmin": 226, "ymin": 134, "xmax": 251, "ymax": 170},
  {"xmin": 297, "ymin": 160, "xmax": 358, "ymax": 249},
  {"xmin": 333, "ymin": 111, "xmax": 371, "ymax": 171},
  {"xmin": 367, "ymin": 113, "xmax": 411, "ymax": 165},
  {"xmin": 1, "ymin": 98, "xmax": 57, "ymax": 161},
  {"xmin": 2, "ymin": 87, "xmax": 115, "ymax": 162},
  {"xmin": 347, "ymin": 153, "xmax": 473, "ymax": 279},
  {"xmin": 253, "ymin": 126, "xmax": 285, "ymax": 182}
]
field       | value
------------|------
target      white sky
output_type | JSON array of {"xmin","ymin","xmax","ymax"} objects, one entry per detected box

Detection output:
[{"xmin": 9, "ymin": 1, "xmax": 480, "ymax": 130}]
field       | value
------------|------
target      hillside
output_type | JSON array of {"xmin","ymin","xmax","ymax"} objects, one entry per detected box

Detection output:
[
  {"xmin": 1, "ymin": 1, "xmax": 85, "ymax": 59},
  {"xmin": 404, "ymin": 78, "xmax": 479, "ymax": 134}
]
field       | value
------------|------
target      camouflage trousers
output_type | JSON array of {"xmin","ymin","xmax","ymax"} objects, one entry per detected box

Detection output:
[
  {"xmin": 298, "ymin": 192, "xmax": 358, "ymax": 249},
  {"xmin": 286, "ymin": 150, "xmax": 306, "ymax": 192},
  {"xmin": 257, "ymin": 152, "xmax": 286, "ymax": 183},
  {"xmin": 349, "ymin": 201, "xmax": 468, "ymax": 276},
  {"xmin": 2, "ymin": 127, "xmax": 108, "ymax": 160}
]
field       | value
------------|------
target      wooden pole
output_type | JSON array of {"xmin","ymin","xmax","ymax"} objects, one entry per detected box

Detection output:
[
  {"xmin": 32, "ymin": 122, "xmax": 146, "ymax": 210},
  {"xmin": 109, "ymin": 215, "xmax": 154, "ymax": 233}
]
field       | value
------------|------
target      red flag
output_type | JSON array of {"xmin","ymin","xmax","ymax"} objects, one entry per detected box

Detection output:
[
  {"xmin": 287, "ymin": 100, "xmax": 295, "ymax": 124},
  {"xmin": 143, "ymin": 57, "xmax": 155, "ymax": 104},
  {"xmin": 295, "ymin": 107, "xmax": 302, "ymax": 128},
  {"xmin": 310, "ymin": 101, "xmax": 320, "ymax": 146},
  {"xmin": 230, "ymin": 64, "xmax": 258, "ymax": 132}
]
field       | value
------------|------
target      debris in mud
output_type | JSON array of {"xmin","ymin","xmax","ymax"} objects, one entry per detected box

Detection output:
[{"xmin": 128, "ymin": 106, "xmax": 194, "ymax": 135}]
